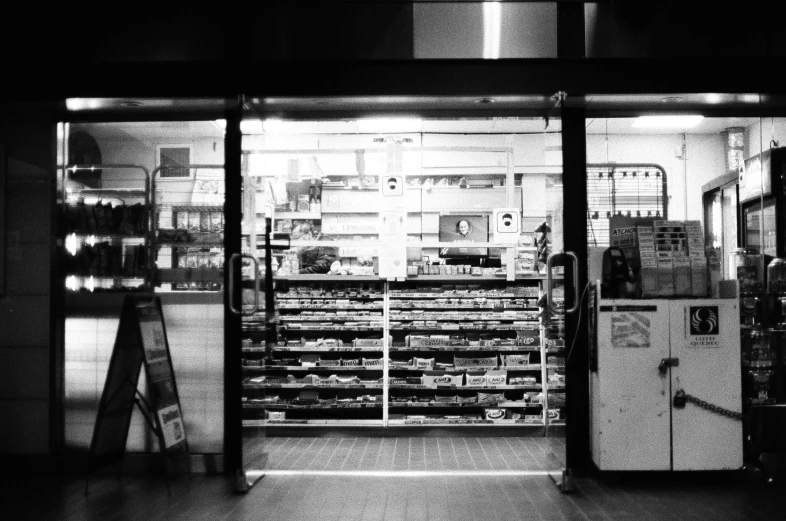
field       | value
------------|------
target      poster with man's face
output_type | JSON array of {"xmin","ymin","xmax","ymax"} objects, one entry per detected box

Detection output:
[{"xmin": 439, "ymin": 215, "xmax": 489, "ymax": 257}]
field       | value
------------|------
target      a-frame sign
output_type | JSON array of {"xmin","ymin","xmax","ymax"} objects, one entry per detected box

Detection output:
[{"xmin": 87, "ymin": 296, "xmax": 190, "ymax": 492}]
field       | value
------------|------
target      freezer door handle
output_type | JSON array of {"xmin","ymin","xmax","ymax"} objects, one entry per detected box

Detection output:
[{"xmin": 658, "ymin": 357, "xmax": 680, "ymax": 375}]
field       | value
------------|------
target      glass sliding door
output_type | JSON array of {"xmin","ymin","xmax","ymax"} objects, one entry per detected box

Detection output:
[
  {"xmin": 61, "ymin": 119, "xmax": 226, "ymax": 470},
  {"xmin": 235, "ymin": 104, "xmax": 571, "ymax": 476}
]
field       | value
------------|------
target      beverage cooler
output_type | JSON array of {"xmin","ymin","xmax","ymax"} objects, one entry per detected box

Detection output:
[{"xmin": 589, "ymin": 291, "xmax": 742, "ymax": 471}]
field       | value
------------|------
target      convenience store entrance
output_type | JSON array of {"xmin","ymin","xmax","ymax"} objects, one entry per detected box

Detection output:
[{"xmin": 235, "ymin": 98, "xmax": 575, "ymax": 480}]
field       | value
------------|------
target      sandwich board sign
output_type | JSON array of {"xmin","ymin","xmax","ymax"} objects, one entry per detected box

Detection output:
[{"xmin": 88, "ymin": 296, "xmax": 189, "ymax": 485}]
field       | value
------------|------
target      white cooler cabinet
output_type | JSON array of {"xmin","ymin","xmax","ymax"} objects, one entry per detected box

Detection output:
[{"xmin": 590, "ymin": 297, "xmax": 742, "ymax": 471}]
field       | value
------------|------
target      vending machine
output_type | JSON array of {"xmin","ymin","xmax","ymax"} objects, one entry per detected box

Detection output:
[{"xmin": 590, "ymin": 290, "xmax": 742, "ymax": 471}]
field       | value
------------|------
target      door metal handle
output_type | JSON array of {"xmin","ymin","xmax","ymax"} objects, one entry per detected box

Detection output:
[
  {"xmin": 228, "ymin": 253, "xmax": 260, "ymax": 316},
  {"xmin": 546, "ymin": 251, "xmax": 580, "ymax": 315}
]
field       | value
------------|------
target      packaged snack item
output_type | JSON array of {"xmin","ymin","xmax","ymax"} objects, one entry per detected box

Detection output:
[
  {"xmin": 362, "ymin": 358, "xmax": 384, "ymax": 368},
  {"xmin": 200, "ymin": 211, "xmax": 210, "ymax": 232},
  {"xmin": 265, "ymin": 411, "xmax": 286, "ymax": 420},
  {"xmin": 484, "ymin": 408, "xmax": 506, "ymax": 421},
  {"xmin": 485, "ymin": 370, "xmax": 507, "ymax": 386},
  {"xmin": 454, "ymin": 356, "xmax": 498, "ymax": 370},
  {"xmin": 464, "ymin": 372, "xmax": 487, "ymax": 387},
  {"xmin": 477, "ymin": 392, "xmax": 505, "ymax": 405},
  {"xmin": 299, "ymin": 354, "xmax": 320, "ymax": 367},
  {"xmin": 422, "ymin": 372, "xmax": 462, "ymax": 387},
  {"xmin": 341, "ymin": 358, "xmax": 360, "ymax": 366},
  {"xmin": 412, "ymin": 357, "xmax": 435, "ymax": 369},
  {"xmin": 176, "ymin": 211, "xmax": 188, "ymax": 230},
  {"xmin": 188, "ymin": 212, "xmax": 201, "ymax": 232},
  {"xmin": 503, "ymin": 354, "xmax": 531, "ymax": 367},
  {"xmin": 210, "ymin": 212, "xmax": 223, "ymax": 232}
]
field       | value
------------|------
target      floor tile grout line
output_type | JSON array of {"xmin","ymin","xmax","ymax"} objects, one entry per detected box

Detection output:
[
  {"xmin": 462, "ymin": 437, "xmax": 478, "ymax": 470},
  {"xmin": 287, "ymin": 437, "xmax": 319, "ymax": 471},
  {"xmin": 503, "ymin": 437, "xmax": 533, "ymax": 470},
  {"xmin": 488, "ymin": 437, "xmax": 513, "ymax": 471},
  {"xmin": 518, "ymin": 436, "xmax": 543, "ymax": 470},
  {"xmin": 273, "ymin": 437, "xmax": 303, "ymax": 469},
  {"xmin": 338, "ymin": 436, "xmax": 358, "ymax": 470},
  {"xmin": 322, "ymin": 437, "xmax": 345, "ymax": 470}
]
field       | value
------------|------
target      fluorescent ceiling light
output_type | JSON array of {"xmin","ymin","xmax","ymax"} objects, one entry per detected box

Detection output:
[
  {"xmin": 240, "ymin": 120, "xmax": 264, "ymax": 134},
  {"xmin": 483, "ymin": 2, "xmax": 502, "ymax": 59},
  {"xmin": 66, "ymin": 98, "xmax": 102, "ymax": 111},
  {"xmin": 355, "ymin": 118, "xmax": 422, "ymax": 133},
  {"xmin": 632, "ymin": 116, "xmax": 704, "ymax": 129},
  {"xmin": 705, "ymin": 93, "xmax": 723, "ymax": 104}
]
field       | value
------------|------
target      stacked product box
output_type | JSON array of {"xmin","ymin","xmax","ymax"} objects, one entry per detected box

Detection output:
[
  {"xmin": 638, "ymin": 220, "xmax": 708, "ymax": 297},
  {"xmin": 638, "ymin": 225, "xmax": 657, "ymax": 297},
  {"xmin": 654, "ymin": 220, "xmax": 686, "ymax": 297},
  {"xmin": 685, "ymin": 220, "xmax": 708, "ymax": 297}
]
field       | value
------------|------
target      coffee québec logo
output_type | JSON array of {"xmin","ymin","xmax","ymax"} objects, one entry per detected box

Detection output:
[{"xmin": 689, "ymin": 306, "xmax": 719, "ymax": 335}]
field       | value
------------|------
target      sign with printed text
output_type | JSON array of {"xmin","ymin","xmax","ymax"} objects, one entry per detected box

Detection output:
[
  {"xmin": 89, "ymin": 297, "xmax": 189, "ymax": 475},
  {"xmin": 686, "ymin": 306, "xmax": 721, "ymax": 347},
  {"xmin": 157, "ymin": 403, "xmax": 186, "ymax": 449}
]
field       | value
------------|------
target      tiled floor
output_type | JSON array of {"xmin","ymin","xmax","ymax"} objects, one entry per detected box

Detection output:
[
  {"xmin": 3, "ymin": 471, "xmax": 785, "ymax": 521},
  {"xmin": 244, "ymin": 436, "xmax": 567, "ymax": 472}
]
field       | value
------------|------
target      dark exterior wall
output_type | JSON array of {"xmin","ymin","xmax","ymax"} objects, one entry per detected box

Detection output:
[{"xmin": 0, "ymin": 111, "xmax": 55, "ymax": 463}]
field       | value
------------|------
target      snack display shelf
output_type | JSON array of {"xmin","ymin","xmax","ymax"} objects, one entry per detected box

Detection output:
[
  {"xmin": 386, "ymin": 419, "xmax": 545, "ymax": 426},
  {"xmin": 243, "ymin": 347, "xmax": 384, "ymax": 353},
  {"xmin": 388, "ymin": 385, "xmax": 542, "ymax": 390},
  {"xmin": 396, "ymin": 275, "xmax": 508, "ymax": 282},
  {"xmin": 389, "ymin": 305, "xmax": 538, "ymax": 310},
  {"xmin": 389, "ymin": 403, "xmax": 537, "ymax": 408},
  {"xmin": 276, "ymin": 275, "xmax": 383, "ymax": 282},
  {"xmin": 156, "ymin": 240, "xmax": 224, "ymax": 247},
  {"xmin": 243, "ymin": 383, "xmax": 384, "ymax": 389},
  {"xmin": 548, "ymin": 420, "xmax": 567, "ymax": 426},
  {"xmin": 387, "ymin": 365, "xmax": 542, "ymax": 372},
  {"xmin": 389, "ymin": 347, "xmax": 538, "ymax": 352},
  {"xmin": 546, "ymin": 364, "xmax": 566, "ymax": 369},
  {"xmin": 277, "ymin": 295, "xmax": 384, "ymax": 300},
  {"xmin": 286, "ymin": 326, "xmax": 383, "ymax": 332},
  {"xmin": 244, "ymin": 420, "xmax": 384, "ymax": 427},
  {"xmin": 77, "ymin": 188, "xmax": 147, "ymax": 198},
  {"xmin": 284, "ymin": 326, "xmax": 384, "ymax": 331},
  {"xmin": 390, "ymin": 326, "xmax": 538, "ymax": 331},
  {"xmin": 280, "ymin": 316, "xmax": 383, "ymax": 322},
  {"xmin": 69, "ymin": 233, "xmax": 146, "ymax": 240},
  {"xmin": 390, "ymin": 293, "xmax": 520, "ymax": 299},
  {"xmin": 279, "ymin": 305, "xmax": 384, "ymax": 310},
  {"xmin": 244, "ymin": 365, "xmax": 382, "ymax": 371},
  {"xmin": 389, "ymin": 316, "xmax": 538, "ymax": 321},
  {"xmin": 243, "ymin": 403, "xmax": 383, "ymax": 409}
]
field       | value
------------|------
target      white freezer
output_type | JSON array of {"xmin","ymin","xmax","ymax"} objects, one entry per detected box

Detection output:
[{"xmin": 590, "ymin": 297, "xmax": 742, "ymax": 472}]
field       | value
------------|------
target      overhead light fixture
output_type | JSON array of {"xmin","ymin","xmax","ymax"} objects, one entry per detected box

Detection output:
[
  {"xmin": 632, "ymin": 116, "xmax": 704, "ymax": 129},
  {"xmin": 355, "ymin": 118, "xmax": 422, "ymax": 133},
  {"xmin": 65, "ymin": 98, "xmax": 102, "ymax": 111},
  {"xmin": 661, "ymin": 96, "xmax": 684, "ymax": 104},
  {"xmin": 119, "ymin": 100, "xmax": 143, "ymax": 108},
  {"xmin": 482, "ymin": 1, "xmax": 502, "ymax": 59},
  {"xmin": 240, "ymin": 120, "xmax": 264, "ymax": 134},
  {"xmin": 740, "ymin": 94, "xmax": 761, "ymax": 103},
  {"xmin": 705, "ymin": 93, "xmax": 723, "ymax": 104}
]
